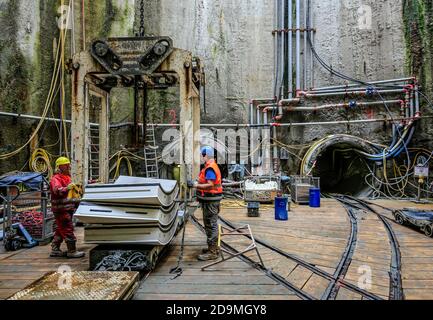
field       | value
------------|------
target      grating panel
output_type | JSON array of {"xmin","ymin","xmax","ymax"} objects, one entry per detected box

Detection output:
[{"xmin": 8, "ymin": 271, "xmax": 139, "ymax": 300}]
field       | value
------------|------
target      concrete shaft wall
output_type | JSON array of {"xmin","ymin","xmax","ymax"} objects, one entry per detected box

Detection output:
[
  {"xmin": 142, "ymin": 0, "xmax": 275, "ymax": 124},
  {"xmin": 142, "ymin": 0, "xmax": 406, "ymax": 123},
  {"xmin": 313, "ymin": 0, "xmax": 405, "ymax": 87},
  {"xmin": 0, "ymin": 0, "xmax": 432, "ymax": 176},
  {"xmin": 0, "ymin": 0, "xmax": 135, "ymax": 174}
]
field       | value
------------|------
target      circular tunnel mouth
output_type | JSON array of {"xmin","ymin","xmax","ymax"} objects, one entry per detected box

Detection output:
[
  {"xmin": 301, "ymin": 134, "xmax": 379, "ymax": 197},
  {"xmin": 312, "ymin": 143, "xmax": 371, "ymax": 196}
]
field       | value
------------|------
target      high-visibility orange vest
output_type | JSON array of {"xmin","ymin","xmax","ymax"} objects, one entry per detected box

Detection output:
[{"xmin": 197, "ymin": 159, "xmax": 223, "ymax": 196}]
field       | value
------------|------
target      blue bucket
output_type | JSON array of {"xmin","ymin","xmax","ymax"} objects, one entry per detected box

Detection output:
[
  {"xmin": 275, "ymin": 196, "xmax": 288, "ymax": 220},
  {"xmin": 309, "ymin": 188, "xmax": 321, "ymax": 208}
]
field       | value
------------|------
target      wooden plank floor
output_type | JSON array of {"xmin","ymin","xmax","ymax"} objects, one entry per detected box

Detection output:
[
  {"xmin": 0, "ymin": 227, "xmax": 93, "ymax": 300},
  {"xmin": 1, "ymin": 198, "xmax": 433, "ymax": 300},
  {"xmin": 369, "ymin": 200, "xmax": 433, "ymax": 300},
  {"xmin": 135, "ymin": 199, "xmax": 349, "ymax": 300},
  {"xmin": 136, "ymin": 199, "xmax": 433, "ymax": 300},
  {"xmin": 133, "ymin": 216, "xmax": 300, "ymax": 300}
]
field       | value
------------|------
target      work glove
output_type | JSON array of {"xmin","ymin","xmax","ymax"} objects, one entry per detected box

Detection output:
[
  {"xmin": 187, "ymin": 179, "xmax": 196, "ymax": 188},
  {"xmin": 67, "ymin": 183, "xmax": 77, "ymax": 191}
]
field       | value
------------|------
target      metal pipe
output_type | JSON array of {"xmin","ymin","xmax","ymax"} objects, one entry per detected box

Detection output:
[
  {"xmin": 256, "ymin": 106, "xmax": 261, "ymax": 132},
  {"xmin": 3, "ymin": 112, "xmax": 427, "ymax": 130},
  {"xmin": 249, "ymin": 101, "xmax": 253, "ymax": 125},
  {"xmin": 71, "ymin": 0, "xmax": 76, "ymax": 55},
  {"xmin": 279, "ymin": 98, "xmax": 301, "ymax": 106},
  {"xmin": 304, "ymin": 86, "xmax": 406, "ymax": 95},
  {"xmin": 251, "ymin": 99, "xmax": 276, "ymax": 109},
  {"xmin": 415, "ymin": 85, "xmax": 420, "ymax": 115},
  {"xmin": 409, "ymin": 90, "xmax": 414, "ymax": 119},
  {"xmin": 266, "ymin": 116, "xmax": 430, "ymax": 127},
  {"xmin": 295, "ymin": 0, "xmax": 301, "ymax": 92},
  {"xmin": 312, "ymin": 77, "xmax": 415, "ymax": 92},
  {"xmin": 261, "ymin": 104, "xmax": 279, "ymax": 113},
  {"xmin": 101, "ymin": 115, "xmax": 433, "ymax": 129},
  {"xmin": 275, "ymin": 0, "xmax": 282, "ymax": 98},
  {"xmin": 269, "ymin": 100, "xmax": 402, "ymax": 112},
  {"xmin": 288, "ymin": 0, "xmax": 293, "ymax": 99},
  {"xmin": 3, "ymin": 110, "xmax": 425, "ymax": 131},
  {"xmin": 309, "ymin": 0, "xmax": 314, "ymax": 89},
  {"xmin": 402, "ymin": 90, "xmax": 409, "ymax": 119},
  {"xmin": 299, "ymin": 89, "xmax": 406, "ymax": 98},
  {"xmin": 280, "ymin": 0, "xmax": 285, "ymax": 100},
  {"xmin": 303, "ymin": 0, "xmax": 307, "ymax": 91},
  {"xmin": 0, "ymin": 111, "xmax": 99, "ymax": 127},
  {"xmin": 273, "ymin": 0, "xmax": 278, "ymax": 97}
]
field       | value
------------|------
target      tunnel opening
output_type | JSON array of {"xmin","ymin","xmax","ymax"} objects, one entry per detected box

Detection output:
[
  {"xmin": 312, "ymin": 143, "xmax": 372, "ymax": 196},
  {"xmin": 301, "ymin": 135, "xmax": 380, "ymax": 197}
]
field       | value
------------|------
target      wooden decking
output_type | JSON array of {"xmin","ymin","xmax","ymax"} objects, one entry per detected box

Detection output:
[
  {"xmin": 135, "ymin": 199, "xmax": 433, "ymax": 300},
  {"xmin": 0, "ymin": 229, "xmax": 94, "ymax": 300},
  {"xmin": 1, "ymin": 198, "xmax": 433, "ymax": 300}
]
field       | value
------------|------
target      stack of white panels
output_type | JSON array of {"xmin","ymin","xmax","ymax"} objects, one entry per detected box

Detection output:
[{"xmin": 75, "ymin": 176, "xmax": 180, "ymax": 245}]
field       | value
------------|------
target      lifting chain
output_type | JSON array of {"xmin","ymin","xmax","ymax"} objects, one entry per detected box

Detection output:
[{"xmin": 139, "ymin": 0, "xmax": 145, "ymax": 37}]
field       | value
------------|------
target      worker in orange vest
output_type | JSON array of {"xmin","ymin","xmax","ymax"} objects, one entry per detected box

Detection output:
[
  {"xmin": 188, "ymin": 146, "xmax": 223, "ymax": 261},
  {"xmin": 49, "ymin": 157, "xmax": 85, "ymax": 258}
]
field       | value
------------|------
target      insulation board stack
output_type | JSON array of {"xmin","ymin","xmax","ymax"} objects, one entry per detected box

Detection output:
[{"xmin": 75, "ymin": 176, "xmax": 180, "ymax": 245}]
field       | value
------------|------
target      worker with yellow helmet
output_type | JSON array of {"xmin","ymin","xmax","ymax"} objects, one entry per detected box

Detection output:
[{"xmin": 49, "ymin": 157, "xmax": 85, "ymax": 258}]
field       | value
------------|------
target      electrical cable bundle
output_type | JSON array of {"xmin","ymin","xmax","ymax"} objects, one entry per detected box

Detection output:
[
  {"xmin": 29, "ymin": 148, "xmax": 53, "ymax": 177},
  {"xmin": 109, "ymin": 149, "xmax": 149, "ymax": 180},
  {"xmin": 303, "ymin": 0, "xmax": 426, "ymax": 169},
  {"xmin": 363, "ymin": 149, "xmax": 433, "ymax": 200},
  {"xmin": 0, "ymin": 9, "xmax": 70, "ymax": 161}
]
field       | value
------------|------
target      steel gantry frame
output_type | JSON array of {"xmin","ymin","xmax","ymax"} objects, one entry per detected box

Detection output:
[{"xmin": 70, "ymin": 37, "xmax": 202, "ymax": 189}]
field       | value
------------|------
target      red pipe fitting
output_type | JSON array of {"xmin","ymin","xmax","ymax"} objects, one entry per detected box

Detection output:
[{"xmin": 296, "ymin": 90, "xmax": 306, "ymax": 98}]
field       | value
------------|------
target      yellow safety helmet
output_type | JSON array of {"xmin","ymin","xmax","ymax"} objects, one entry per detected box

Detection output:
[{"xmin": 55, "ymin": 157, "xmax": 71, "ymax": 168}]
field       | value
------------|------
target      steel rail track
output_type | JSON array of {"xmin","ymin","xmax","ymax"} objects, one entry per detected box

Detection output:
[
  {"xmin": 189, "ymin": 215, "xmax": 316, "ymax": 300},
  {"xmin": 213, "ymin": 215, "xmax": 382, "ymax": 300},
  {"xmin": 332, "ymin": 195, "xmax": 405, "ymax": 300},
  {"xmin": 321, "ymin": 200, "xmax": 358, "ymax": 300}
]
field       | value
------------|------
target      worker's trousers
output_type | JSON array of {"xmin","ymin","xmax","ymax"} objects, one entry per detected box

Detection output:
[
  {"xmin": 52, "ymin": 211, "xmax": 77, "ymax": 245},
  {"xmin": 201, "ymin": 201, "xmax": 220, "ymax": 248}
]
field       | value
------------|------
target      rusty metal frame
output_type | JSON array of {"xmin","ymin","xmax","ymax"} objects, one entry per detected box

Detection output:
[
  {"xmin": 71, "ymin": 39, "xmax": 201, "ymax": 190},
  {"xmin": 201, "ymin": 224, "xmax": 265, "ymax": 271},
  {"xmin": 71, "ymin": 51, "xmax": 110, "ymax": 185}
]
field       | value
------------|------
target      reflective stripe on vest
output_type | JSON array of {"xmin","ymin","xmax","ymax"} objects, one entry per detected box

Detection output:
[
  {"xmin": 51, "ymin": 198, "xmax": 77, "ymax": 212},
  {"xmin": 197, "ymin": 159, "xmax": 223, "ymax": 196}
]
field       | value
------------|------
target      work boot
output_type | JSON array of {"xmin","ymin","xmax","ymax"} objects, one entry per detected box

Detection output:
[
  {"xmin": 49, "ymin": 239, "xmax": 66, "ymax": 258},
  {"xmin": 197, "ymin": 246, "xmax": 220, "ymax": 261},
  {"xmin": 66, "ymin": 241, "xmax": 85, "ymax": 259}
]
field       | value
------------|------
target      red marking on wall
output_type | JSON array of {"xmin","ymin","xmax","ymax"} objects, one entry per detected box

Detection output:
[{"xmin": 366, "ymin": 107, "xmax": 374, "ymax": 119}]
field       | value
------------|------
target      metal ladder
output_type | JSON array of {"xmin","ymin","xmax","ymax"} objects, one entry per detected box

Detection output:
[
  {"xmin": 89, "ymin": 126, "xmax": 100, "ymax": 181},
  {"xmin": 143, "ymin": 124, "xmax": 159, "ymax": 178}
]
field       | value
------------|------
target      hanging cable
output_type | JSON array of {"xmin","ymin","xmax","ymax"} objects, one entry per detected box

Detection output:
[
  {"xmin": 305, "ymin": 0, "xmax": 416, "ymax": 168},
  {"xmin": 29, "ymin": 148, "xmax": 53, "ymax": 178},
  {"xmin": 0, "ymin": 8, "xmax": 70, "ymax": 160}
]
